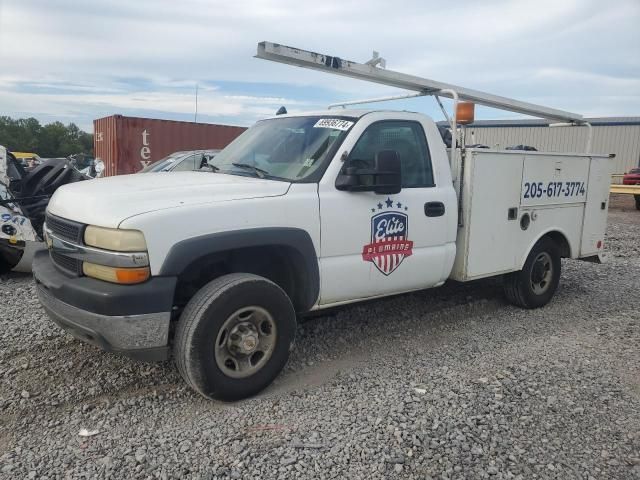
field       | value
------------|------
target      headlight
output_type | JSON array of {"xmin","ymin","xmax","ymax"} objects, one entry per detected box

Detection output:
[
  {"xmin": 83, "ymin": 262, "xmax": 150, "ymax": 284},
  {"xmin": 82, "ymin": 226, "xmax": 149, "ymax": 284},
  {"xmin": 84, "ymin": 225, "xmax": 147, "ymax": 252}
]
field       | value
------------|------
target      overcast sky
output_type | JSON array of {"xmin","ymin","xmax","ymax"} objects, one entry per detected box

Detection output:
[{"xmin": 1, "ymin": 0, "xmax": 639, "ymax": 131}]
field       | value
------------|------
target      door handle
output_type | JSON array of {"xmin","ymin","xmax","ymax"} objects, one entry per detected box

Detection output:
[{"xmin": 424, "ymin": 201, "xmax": 445, "ymax": 217}]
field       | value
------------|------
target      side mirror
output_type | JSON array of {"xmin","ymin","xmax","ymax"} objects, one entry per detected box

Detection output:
[{"xmin": 335, "ymin": 150, "xmax": 402, "ymax": 194}]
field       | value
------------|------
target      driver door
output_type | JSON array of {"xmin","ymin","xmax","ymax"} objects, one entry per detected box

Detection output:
[{"xmin": 318, "ymin": 115, "xmax": 454, "ymax": 305}]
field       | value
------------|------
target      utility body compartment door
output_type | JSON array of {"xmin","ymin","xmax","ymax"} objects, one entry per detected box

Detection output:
[
  {"xmin": 579, "ymin": 156, "xmax": 612, "ymax": 256},
  {"xmin": 463, "ymin": 153, "xmax": 523, "ymax": 277}
]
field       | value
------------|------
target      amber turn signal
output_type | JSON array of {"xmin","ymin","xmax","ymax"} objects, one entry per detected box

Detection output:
[{"xmin": 83, "ymin": 262, "xmax": 150, "ymax": 284}]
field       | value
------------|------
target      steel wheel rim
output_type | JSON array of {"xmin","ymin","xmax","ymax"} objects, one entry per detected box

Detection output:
[
  {"xmin": 531, "ymin": 252, "xmax": 553, "ymax": 295},
  {"xmin": 214, "ymin": 306, "xmax": 277, "ymax": 379}
]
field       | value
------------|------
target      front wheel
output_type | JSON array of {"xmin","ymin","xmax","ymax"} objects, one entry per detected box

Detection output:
[
  {"xmin": 634, "ymin": 194, "xmax": 640, "ymax": 211},
  {"xmin": 174, "ymin": 273, "xmax": 296, "ymax": 401},
  {"xmin": 503, "ymin": 238, "xmax": 561, "ymax": 309}
]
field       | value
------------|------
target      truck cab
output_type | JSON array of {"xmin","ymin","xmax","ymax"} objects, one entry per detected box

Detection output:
[{"xmin": 33, "ymin": 108, "xmax": 612, "ymax": 401}]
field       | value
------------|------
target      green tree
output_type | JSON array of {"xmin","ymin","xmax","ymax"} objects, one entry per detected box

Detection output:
[{"xmin": 0, "ymin": 116, "xmax": 93, "ymax": 157}]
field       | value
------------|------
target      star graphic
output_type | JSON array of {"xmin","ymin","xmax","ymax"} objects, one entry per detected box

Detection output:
[
  {"xmin": 404, "ymin": 206, "xmax": 408, "ymax": 211},
  {"xmin": 396, "ymin": 202, "xmax": 402, "ymax": 208},
  {"xmin": 371, "ymin": 208, "xmax": 375, "ymax": 213},
  {"xmin": 385, "ymin": 197, "xmax": 394, "ymax": 208},
  {"xmin": 377, "ymin": 203, "xmax": 383, "ymax": 210}
]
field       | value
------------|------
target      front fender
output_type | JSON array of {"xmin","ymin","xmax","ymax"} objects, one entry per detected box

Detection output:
[{"xmin": 159, "ymin": 227, "xmax": 320, "ymax": 311}]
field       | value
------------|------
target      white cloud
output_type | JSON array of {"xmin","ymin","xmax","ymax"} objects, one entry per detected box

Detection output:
[
  {"xmin": 0, "ymin": 0, "xmax": 638, "ymax": 130},
  {"xmin": 0, "ymin": 87, "xmax": 312, "ymax": 131}
]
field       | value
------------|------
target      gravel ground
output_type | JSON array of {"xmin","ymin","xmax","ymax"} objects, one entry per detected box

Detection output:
[{"xmin": 1, "ymin": 195, "xmax": 639, "ymax": 479}]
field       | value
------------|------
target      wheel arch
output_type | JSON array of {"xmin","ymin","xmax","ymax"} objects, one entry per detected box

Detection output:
[
  {"xmin": 518, "ymin": 228, "xmax": 573, "ymax": 269},
  {"xmin": 159, "ymin": 228, "xmax": 319, "ymax": 312}
]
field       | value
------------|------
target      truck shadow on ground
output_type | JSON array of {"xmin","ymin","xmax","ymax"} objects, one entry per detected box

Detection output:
[{"xmin": 260, "ymin": 277, "xmax": 507, "ymax": 399}]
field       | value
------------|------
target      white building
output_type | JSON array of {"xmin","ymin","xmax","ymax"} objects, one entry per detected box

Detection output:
[{"xmin": 459, "ymin": 117, "xmax": 640, "ymax": 177}]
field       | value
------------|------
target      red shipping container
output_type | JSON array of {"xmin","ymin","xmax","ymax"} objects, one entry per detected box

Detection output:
[{"xmin": 93, "ymin": 115, "xmax": 246, "ymax": 176}]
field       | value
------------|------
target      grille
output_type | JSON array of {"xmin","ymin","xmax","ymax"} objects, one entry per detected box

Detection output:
[
  {"xmin": 45, "ymin": 213, "xmax": 84, "ymax": 244},
  {"xmin": 50, "ymin": 251, "xmax": 83, "ymax": 276}
]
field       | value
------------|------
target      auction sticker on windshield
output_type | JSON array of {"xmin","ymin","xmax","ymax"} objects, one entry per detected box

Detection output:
[{"xmin": 313, "ymin": 119, "xmax": 354, "ymax": 131}]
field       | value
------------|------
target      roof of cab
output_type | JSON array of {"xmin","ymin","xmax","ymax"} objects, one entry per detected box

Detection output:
[{"xmin": 262, "ymin": 109, "xmax": 423, "ymax": 121}]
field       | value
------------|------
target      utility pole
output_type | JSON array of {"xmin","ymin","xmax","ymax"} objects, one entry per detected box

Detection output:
[{"xmin": 194, "ymin": 83, "xmax": 199, "ymax": 122}]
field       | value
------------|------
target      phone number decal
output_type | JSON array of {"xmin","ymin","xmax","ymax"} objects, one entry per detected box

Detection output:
[{"xmin": 523, "ymin": 181, "xmax": 586, "ymax": 199}]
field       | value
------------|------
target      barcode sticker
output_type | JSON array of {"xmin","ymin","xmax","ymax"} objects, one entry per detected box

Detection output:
[{"xmin": 313, "ymin": 118, "xmax": 354, "ymax": 131}]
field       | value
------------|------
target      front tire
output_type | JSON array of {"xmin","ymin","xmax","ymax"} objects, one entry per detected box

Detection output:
[
  {"xmin": 174, "ymin": 273, "xmax": 296, "ymax": 401},
  {"xmin": 634, "ymin": 194, "xmax": 640, "ymax": 211},
  {"xmin": 503, "ymin": 238, "xmax": 561, "ymax": 309}
]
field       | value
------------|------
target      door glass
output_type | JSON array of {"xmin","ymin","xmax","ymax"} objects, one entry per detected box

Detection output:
[{"xmin": 348, "ymin": 121, "xmax": 434, "ymax": 187}]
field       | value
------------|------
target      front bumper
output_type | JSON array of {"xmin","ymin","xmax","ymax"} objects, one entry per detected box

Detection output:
[{"xmin": 33, "ymin": 250, "xmax": 177, "ymax": 361}]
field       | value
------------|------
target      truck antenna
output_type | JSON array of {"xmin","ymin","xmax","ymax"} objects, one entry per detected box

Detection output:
[{"xmin": 194, "ymin": 83, "xmax": 199, "ymax": 123}]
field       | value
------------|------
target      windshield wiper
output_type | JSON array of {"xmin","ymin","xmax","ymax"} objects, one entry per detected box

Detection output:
[{"xmin": 231, "ymin": 162, "xmax": 268, "ymax": 179}]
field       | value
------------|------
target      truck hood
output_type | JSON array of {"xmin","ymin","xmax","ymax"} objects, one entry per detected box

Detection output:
[{"xmin": 47, "ymin": 172, "xmax": 291, "ymax": 227}]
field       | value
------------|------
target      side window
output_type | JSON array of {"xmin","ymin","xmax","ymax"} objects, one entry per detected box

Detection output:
[
  {"xmin": 348, "ymin": 121, "xmax": 434, "ymax": 187},
  {"xmin": 172, "ymin": 155, "xmax": 197, "ymax": 172}
]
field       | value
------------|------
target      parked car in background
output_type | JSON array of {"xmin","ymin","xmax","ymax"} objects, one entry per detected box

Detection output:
[
  {"xmin": 622, "ymin": 167, "xmax": 640, "ymax": 210},
  {"xmin": 622, "ymin": 167, "xmax": 640, "ymax": 185},
  {"xmin": 138, "ymin": 150, "xmax": 220, "ymax": 173},
  {"xmin": 12, "ymin": 152, "xmax": 41, "ymax": 171}
]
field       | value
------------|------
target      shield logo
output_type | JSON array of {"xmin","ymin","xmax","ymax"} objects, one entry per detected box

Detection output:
[{"xmin": 362, "ymin": 211, "xmax": 413, "ymax": 275}]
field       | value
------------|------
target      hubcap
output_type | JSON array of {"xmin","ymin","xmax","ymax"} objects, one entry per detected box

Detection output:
[
  {"xmin": 214, "ymin": 306, "xmax": 277, "ymax": 379},
  {"xmin": 531, "ymin": 252, "xmax": 553, "ymax": 295},
  {"xmin": 229, "ymin": 322, "xmax": 260, "ymax": 354}
]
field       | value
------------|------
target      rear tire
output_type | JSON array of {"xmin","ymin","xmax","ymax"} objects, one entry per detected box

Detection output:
[
  {"xmin": 174, "ymin": 273, "xmax": 296, "ymax": 401},
  {"xmin": 503, "ymin": 237, "xmax": 561, "ymax": 309},
  {"xmin": 634, "ymin": 194, "xmax": 639, "ymax": 211}
]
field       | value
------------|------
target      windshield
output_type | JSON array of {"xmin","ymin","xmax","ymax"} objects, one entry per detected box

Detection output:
[
  {"xmin": 210, "ymin": 116, "xmax": 355, "ymax": 182},
  {"xmin": 139, "ymin": 152, "xmax": 187, "ymax": 173}
]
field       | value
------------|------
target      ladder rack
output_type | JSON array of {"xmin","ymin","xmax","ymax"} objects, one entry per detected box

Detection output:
[{"xmin": 255, "ymin": 41, "xmax": 585, "ymax": 124}]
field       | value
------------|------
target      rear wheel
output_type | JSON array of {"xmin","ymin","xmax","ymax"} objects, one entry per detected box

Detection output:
[
  {"xmin": 174, "ymin": 273, "xmax": 296, "ymax": 401},
  {"xmin": 503, "ymin": 238, "xmax": 561, "ymax": 309},
  {"xmin": 634, "ymin": 194, "xmax": 640, "ymax": 211}
]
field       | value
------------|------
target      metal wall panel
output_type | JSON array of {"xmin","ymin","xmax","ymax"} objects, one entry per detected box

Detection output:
[
  {"xmin": 93, "ymin": 115, "xmax": 246, "ymax": 176},
  {"xmin": 94, "ymin": 116, "xmax": 119, "ymax": 177},
  {"xmin": 466, "ymin": 123, "xmax": 640, "ymax": 176}
]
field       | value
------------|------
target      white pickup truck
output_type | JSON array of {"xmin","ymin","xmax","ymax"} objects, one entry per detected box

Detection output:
[{"xmin": 33, "ymin": 45, "xmax": 613, "ymax": 401}]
